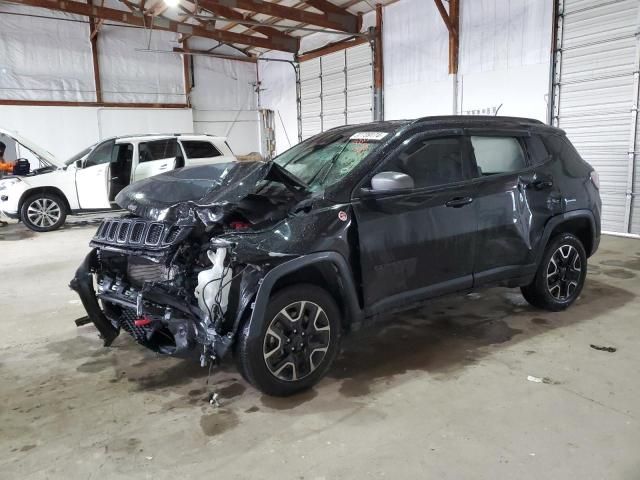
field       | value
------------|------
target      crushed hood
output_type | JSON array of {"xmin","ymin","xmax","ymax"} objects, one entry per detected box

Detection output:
[
  {"xmin": 115, "ymin": 161, "xmax": 310, "ymax": 226},
  {"xmin": 0, "ymin": 127, "xmax": 62, "ymax": 168}
]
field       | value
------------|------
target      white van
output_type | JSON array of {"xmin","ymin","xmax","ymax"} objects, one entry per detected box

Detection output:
[{"xmin": 0, "ymin": 130, "xmax": 236, "ymax": 231}]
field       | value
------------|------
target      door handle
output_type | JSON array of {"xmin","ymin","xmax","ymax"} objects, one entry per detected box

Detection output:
[
  {"xmin": 158, "ymin": 165, "xmax": 168, "ymax": 171},
  {"xmin": 445, "ymin": 196, "xmax": 474, "ymax": 208},
  {"xmin": 519, "ymin": 175, "xmax": 553, "ymax": 190},
  {"xmin": 531, "ymin": 179, "xmax": 553, "ymax": 190}
]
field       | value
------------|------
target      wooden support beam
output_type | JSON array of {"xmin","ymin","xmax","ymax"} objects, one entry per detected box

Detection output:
[
  {"xmin": 303, "ymin": 0, "xmax": 360, "ymax": 29},
  {"xmin": 433, "ymin": 0, "xmax": 454, "ymax": 35},
  {"xmin": 433, "ymin": 0, "xmax": 458, "ymax": 74},
  {"xmin": 87, "ymin": 0, "xmax": 102, "ymax": 103},
  {"xmin": 0, "ymin": 99, "xmax": 189, "ymax": 108},
  {"xmin": 213, "ymin": 0, "xmax": 358, "ymax": 33},
  {"xmin": 373, "ymin": 3, "xmax": 383, "ymax": 121},
  {"xmin": 5, "ymin": 0, "xmax": 299, "ymax": 52},
  {"xmin": 297, "ymin": 35, "xmax": 368, "ymax": 62},
  {"xmin": 197, "ymin": 0, "xmax": 299, "ymax": 49},
  {"xmin": 448, "ymin": 0, "xmax": 459, "ymax": 74}
]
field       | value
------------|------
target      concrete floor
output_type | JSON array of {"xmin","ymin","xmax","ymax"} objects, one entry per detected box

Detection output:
[{"xmin": 1, "ymin": 218, "xmax": 639, "ymax": 480}]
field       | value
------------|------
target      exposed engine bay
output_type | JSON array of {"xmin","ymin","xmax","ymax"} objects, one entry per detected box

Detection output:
[{"xmin": 70, "ymin": 161, "xmax": 312, "ymax": 365}]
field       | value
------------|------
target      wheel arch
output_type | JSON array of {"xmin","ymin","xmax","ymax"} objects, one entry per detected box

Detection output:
[
  {"xmin": 19, "ymin": 186, "xmax": 72, "ymax": 214},
  {"xmin": 538, "ymin": 210, "xmax": 598, "ymax": 262},
  {"xmin": 248, "ymin": 252, "xmax": 363, "ymax": 338}
]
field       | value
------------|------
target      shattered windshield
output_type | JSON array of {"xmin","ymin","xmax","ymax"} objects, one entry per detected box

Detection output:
[{"xmin": 274, "ymin": 129, "xmax": 390, "ymax": 191}]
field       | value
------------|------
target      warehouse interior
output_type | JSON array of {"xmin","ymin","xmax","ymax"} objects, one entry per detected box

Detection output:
[{"xmin": 1, "ymin": 0, "xmax": 639, "ymax": 478}]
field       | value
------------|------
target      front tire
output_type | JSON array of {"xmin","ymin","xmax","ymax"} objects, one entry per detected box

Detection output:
[
  {"xmin": 521, "ymin": 233, "xmax": 587, "ymax": 311},
  {"xmin": 20, "ymin": 193, "xmax": 67, "ymax": 232},
  {"xmin": 235, "ymin": 284, "xmax": 342, "ymax": 397}
]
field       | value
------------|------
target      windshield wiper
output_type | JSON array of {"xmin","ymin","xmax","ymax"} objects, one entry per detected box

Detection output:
[{"xmin": 306, "ymin": 141, "xmax": 350, "ymax": 187}]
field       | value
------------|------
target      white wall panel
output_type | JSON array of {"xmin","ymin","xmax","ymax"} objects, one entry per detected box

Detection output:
[
  {"xmin": 258, "ymin": 52, "xmax": 298, "ymax": 154},
  {"xmin": 193, "ymin": 110, "xmax": 260, "ymax": 155},
  {"xmin": 383, "ymin": 0, "xmax": 452, "ymax": 119},
  {"xmin": 460, "ymin": 0, "xmax": 552, "ymax": 74},
  {"xmin": 98, "ymin": 26, "xmax": 185, "ymax": 104},
  {"xmin": 0, "ymin": 5, "xmax": 95, "ymax": 102},
  {"xmin": 0, "ymin": 105, "xmax": 192, "ymax": 160}
]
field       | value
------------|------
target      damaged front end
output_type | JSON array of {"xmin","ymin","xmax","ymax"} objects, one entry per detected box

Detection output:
[{"xmin": 70, "ymin": 161, "xmax": 311, "ymax": 363}]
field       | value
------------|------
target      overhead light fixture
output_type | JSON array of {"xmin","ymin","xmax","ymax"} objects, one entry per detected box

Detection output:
[{"xmin": 164, "ymin": 0, "xmax": 180, "ymax": 7}]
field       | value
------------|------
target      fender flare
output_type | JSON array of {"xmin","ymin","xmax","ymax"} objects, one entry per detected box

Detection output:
[
  {"xmin": 537, "ymin": 209, "xmax": 599, "ymax": 263},
  {"xmin": 19, "ymin": 186, "xmax": 72, "ymax": 214},
  {"xmin": 247, "ymin": 252, "xmax": 363, "ymax": 339}
]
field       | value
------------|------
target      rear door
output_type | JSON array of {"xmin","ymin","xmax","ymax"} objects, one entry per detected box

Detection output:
[
  {"xmin": 134, "ymin": 138, "xmax": 179, "ymax": 182},
  {"xmin": 468, "ymin": 133, "xmax": 558, "ymax": 285},
  {"xmin": 75, "ymin": 139, "xmax": 114, "ymax": 209},
  {"xmin": 353, "ymin": 133, "xmax": 478, "ymax": 313}
]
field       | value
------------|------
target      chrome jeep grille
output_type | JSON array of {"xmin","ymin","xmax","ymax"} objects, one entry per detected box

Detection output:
[{"xmin": 91, "ymin": 218, "xmax": 190, "ymax": 252}]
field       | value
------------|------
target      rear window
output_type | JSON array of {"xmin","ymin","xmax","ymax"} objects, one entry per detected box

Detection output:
[
  {"xmin": 470, "ymin": 136, "xmax": 527, "ymax": 175},
  {"xmin": 181, "ymin": 140, "xmax": 221, "ymax": 159},
  {"xmin": 139, "ymin": 139, "xmax": 179, "ymax": 163}
]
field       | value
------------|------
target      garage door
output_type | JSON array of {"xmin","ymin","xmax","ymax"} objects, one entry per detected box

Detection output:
[
  {"xmin": 552, "ymin": 0, "xmax": 640, "ymax": 234},
  {"xmin": 299, "ymin": 43, "xmax": 374, "ymax": 140}
]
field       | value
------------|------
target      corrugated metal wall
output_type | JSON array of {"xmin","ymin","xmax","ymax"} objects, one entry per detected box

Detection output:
[
  {"xmin": 299, "ymin": 43, "xmax": 374, "ymax": 140},
  {"xmin": 553, "ymin": 0, "xmax": 640, "ymax": 233}
]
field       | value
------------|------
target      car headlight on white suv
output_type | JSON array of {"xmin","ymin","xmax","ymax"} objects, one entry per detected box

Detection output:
[{"xmin": 0, "ymin": 177, "xmax": 21, "ymax": 191}]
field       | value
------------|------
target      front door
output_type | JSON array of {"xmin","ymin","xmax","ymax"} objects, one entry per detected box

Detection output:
[
  {"xmin": 75, "ymin": 139, "xmax": 114, "ymax": 209},
  {"xmin": 353, "ymin": 134, "xmax": 478, "ymax": 314},
  {"xmin": 134, "ymin": 138, "xmax": 179, "ymax": 182}
]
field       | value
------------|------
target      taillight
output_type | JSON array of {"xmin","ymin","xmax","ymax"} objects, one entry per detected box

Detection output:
[{"xmin": 590, "ymin": 170, "xmax": 600, "ymax": 190}]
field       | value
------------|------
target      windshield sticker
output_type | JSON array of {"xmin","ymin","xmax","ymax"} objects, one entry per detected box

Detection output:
[{"xmin": 350, "ymin": 132, "xmax": 389, "ymax": 141}]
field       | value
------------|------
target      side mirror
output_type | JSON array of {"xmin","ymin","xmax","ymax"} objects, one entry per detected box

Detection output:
[
  {"xmin": 75, "ymin": 159, "xmax": 83, "ymax": 169},
  {"xmin": 369, "ymin": 171, "xmax": 414, "ymax": 192}
]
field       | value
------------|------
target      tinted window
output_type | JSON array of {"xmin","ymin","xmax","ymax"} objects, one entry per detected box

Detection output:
[
  {"xmin": 525, "ymin": 135, "xmax": 550, "ymax": 165},
  {"xmin": 112, "ymin": 143, "xmax": 133, "ymax": 163},
  {"xmin": 139, "ymin": 139, "xmax": 179, "ymax": 163},
  {"xmin": 471, "ymin": 136, "xmax": 526, "ymax": 175},
  {"xmin": 84, "ymin": 140, "xmax": 114, "ymax": 168},
  {"xmin": 181, "ymin": 141, "xmax": 221, "ymax": 159},
  {"xmin": 384, "ymin": 137, "xmax": 465, "ymax": 188}
]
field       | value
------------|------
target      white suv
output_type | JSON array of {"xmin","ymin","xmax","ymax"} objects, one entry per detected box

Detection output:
[{"xmin": 0, "ymin": 130, "xmax": 236, "ymax": 232}]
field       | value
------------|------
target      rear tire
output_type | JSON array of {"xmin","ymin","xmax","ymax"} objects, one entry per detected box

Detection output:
[
  {"xmin": 235, "ymin": 284, "xmax": 341, "ymax": 397},
  {"xmin": 521, "ymin": 233, "xmax": 587, "ymax": 311},
  {"xmin": 20, "ymin": 193, "xmax": 67, "ymax": 232}
]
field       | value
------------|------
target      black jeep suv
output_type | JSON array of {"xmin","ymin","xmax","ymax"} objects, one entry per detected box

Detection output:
[{"xmin": 71, "ymin": 116, "xmax": 601, "ymax": 396}]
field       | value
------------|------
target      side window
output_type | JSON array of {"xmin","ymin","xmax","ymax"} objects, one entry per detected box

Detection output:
[
  {"xmin": 181, "ymin": 141, "xmax": 221, "ymax": 159},
  {"xmin": 84, "ymin": 140, "xmax": 115, "ymax": 168},
  {"xmin": 524, "ymin": 135, "xmax": 550, "ymax": 166},
  {"xmin": 470, "ymin": 136, "xmax": 527, "ymax": 175},
  {"xmin": 138, "ymin": 139, "xmax": 179, "ymax": 163},
  {"xmin": 383, "ymin": 136, "xmax": 466, "ymax": 189}
]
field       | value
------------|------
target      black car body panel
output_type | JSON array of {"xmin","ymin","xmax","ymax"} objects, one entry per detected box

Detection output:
[{"xmin": 71, "ymin": 116, "xmax": 602, "ymax": 364}]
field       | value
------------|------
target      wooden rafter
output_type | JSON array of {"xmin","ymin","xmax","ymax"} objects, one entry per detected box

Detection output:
[
  {"xmin": 212, "ymin": 0, "xmax": 358, "ymax": 33},
  {"xmin": 5, "ymin": 0, "xmax": 299, "ymax": 52},
  {"xmin": 303, "ymin": 0, "xmax": 359, "ymax": 29},
  {"xmin": 196, "ymin": 0, "xmax": 299, "ymax": 49}
]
